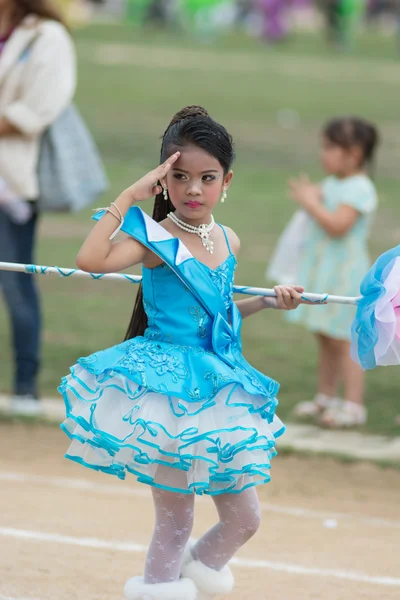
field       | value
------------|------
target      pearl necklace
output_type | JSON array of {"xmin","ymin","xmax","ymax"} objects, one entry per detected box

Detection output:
[{"xmin": 167, "ymin": 212, "xmax": 215, "ymax": 254}]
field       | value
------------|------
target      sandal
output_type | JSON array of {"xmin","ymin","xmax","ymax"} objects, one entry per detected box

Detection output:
[
  {"xmin": 318, "ymin": 400, "xmax": 367, "ymax": 429},
  {"xmin": 293, "ymin": 394, "xmax": 341, "ymax": 419}
]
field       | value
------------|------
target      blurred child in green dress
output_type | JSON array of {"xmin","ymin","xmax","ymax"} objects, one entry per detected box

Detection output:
[{"xmin": 287, "ymin": 117, "xmax": 379, "ymax": 428}]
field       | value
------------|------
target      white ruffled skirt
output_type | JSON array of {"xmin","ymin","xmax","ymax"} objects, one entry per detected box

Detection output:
[{"xmin": 60, "ymin": 361, "xmax": 285, "ymax": 495}]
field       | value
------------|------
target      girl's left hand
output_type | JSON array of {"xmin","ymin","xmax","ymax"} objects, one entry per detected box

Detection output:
[
  {"xmin": 289, "ymin": 175, "xmax": 321, "ymax": 210},
  {"xmin": 263, "ymin": 285, "xmax": 305, "ymax": 310}
]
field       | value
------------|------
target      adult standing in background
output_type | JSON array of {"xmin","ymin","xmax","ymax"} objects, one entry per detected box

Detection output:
[
  {"xmin": 321, "ymin": 0, "xmax": 366, "ymax": 49},
  {"xmin": 257, "ymin": 0, "xmax": 289, "ymax": 43},
  {"xmin": 322, "ymin": 0, "xmax": 342, "ymax": 45},
  {"xmin": 0, "ymin": 0, "xmax": 76, "ymax": 415}
]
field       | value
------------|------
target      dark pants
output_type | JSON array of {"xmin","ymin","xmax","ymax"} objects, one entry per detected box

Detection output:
[
  {"xmin": 0, "ymin": 205, "xmax": 41, "ymax": 397},
  {"xmin": 325, "ymin": 1, "xmax": 341, "ymax": 42}
]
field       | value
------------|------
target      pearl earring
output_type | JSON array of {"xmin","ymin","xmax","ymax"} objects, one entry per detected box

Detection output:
[
  {"xmin": 221, "ymin": 187, "xmax": 227, "ymax": 203},
  {"xmin": 163, "ymin": 186, "xmax": 169, "ymax": 201}
]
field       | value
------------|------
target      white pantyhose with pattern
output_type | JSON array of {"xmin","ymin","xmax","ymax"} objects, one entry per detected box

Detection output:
[
  {"xmin": 144, "ymin": 485, "xmax": 260, "ymax": 583},
  {"xmin": 191, "ymin": 488, "xmax": 261, "ymax": 571},
  {"xmin": 144, "ymin": 488, "xmax": 195, "ymax": 584}
]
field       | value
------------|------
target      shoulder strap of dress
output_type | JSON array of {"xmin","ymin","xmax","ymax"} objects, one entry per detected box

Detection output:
[{"xmin": 218, "ymin": 224, "xmax": 233, "ymax": 255}]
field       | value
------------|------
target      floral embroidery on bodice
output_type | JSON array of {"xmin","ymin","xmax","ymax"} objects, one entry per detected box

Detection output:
[{"xmin": 208, "ymin": 255, "xmax": 237, "ymax": 311}]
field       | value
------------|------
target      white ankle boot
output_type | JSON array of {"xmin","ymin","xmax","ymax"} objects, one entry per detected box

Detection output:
[
  {"xmin": 181, "ymin": 541, "xmax": 235, "ymax": 599},
  {"xmin": 124, "ymin": 576, "xmax": 197, "ymax": 600}
]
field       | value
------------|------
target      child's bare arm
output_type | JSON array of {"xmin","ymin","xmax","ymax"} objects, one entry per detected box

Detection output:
[
  {"xmin": 289, "ymin": 176, "xmax": 359, "ymax": 237},
  {"xmin": 303, "ymin": 203, "xmax": 359, "ymax": 237},
  {"xmin": 76, "ymin": 191, "xmax": 148, "ymax": 274}
]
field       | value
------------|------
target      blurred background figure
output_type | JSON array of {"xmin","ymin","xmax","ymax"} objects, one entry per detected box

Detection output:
[
  {"xmin": 339, "ymin": 0, "xmax": 366, "ymax": 48},
  {"xmin": 321, "ymin": 0, "xmax": 367, "ymax": 49},
  {"xmin": 0, "ymin": 0, "xmax": 76, "ymax": 416},
  {"xmin": 366, "ymin": 0, "xmax": 400, "ymax": 51},
  {"xmin": 396, "ymin": 0, "xmax": 400, "ymax": 51},
  {"xmin": 79, "ymin": 0, "xmax": 400, "ymax": 52},
  {"xmin": 256, "ymin": 0, "xmax": 290, "ymax": 43},
  {"xmin": 285, "ymin": 117, "xmax": 380, "ymax": 429},
  {"xmin": 145, "ymin": 0, "xmax": 172, "ymax": 26},
  {"xmin": 366, "ymin": 0, "xmax": 389, "ymax": 21},
  {"xmin": 322, "ymin": 0, "xmax": 342, "ymax": 45},
  {"xmin": 236, "ymin": 0, "xmax": 253, "ymax": 21},
  {"xmin": 184, "ymin": 0, "xmax": 238, "ymax": 39},
  {"xmin": 126, "ymin": 0, "xmax": 152, "ymax": 25}
]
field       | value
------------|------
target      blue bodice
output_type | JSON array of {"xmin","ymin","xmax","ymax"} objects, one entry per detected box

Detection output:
[
  {"xmin": 142, "ymin": 255, "xmax": 237, "ymax": 349},
  {"xmin": 81, "ymin": 207, "xmax": 280, "ymax": 405}
]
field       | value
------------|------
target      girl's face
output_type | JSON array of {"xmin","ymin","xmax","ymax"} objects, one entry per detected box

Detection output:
[
  {"xmin": 320, "ymin": 136, "xmax": 363, "ymax": 177},
  {"xmin": 163, "ymin": 145, "xmax": 232, "ymax": 223}
]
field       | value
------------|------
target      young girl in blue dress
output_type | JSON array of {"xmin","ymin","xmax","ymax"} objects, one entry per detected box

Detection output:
[{"xmin": 59, "ymin": 106, "xmax": 306, "ymax": 600}]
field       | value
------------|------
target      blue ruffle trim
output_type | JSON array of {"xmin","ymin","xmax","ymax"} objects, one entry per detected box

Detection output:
[{"xmin": 61, "ymin": 450, "xmax": 281, "ymax": 496}]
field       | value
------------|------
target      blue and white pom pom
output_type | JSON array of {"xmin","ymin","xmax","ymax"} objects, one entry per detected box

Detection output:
[{"xmin": 351, "ymin": 245, "xmax": 400, "ymax": 370}]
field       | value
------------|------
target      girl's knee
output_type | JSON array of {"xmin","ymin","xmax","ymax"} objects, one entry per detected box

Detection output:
[
  {"xmin": 244, "ymin": 507, "xmax": 261, "ymax": 539},
  {"xmin": 323, "ymin": 336, "xmax": 349, "ymax": 354},
  {"xmin": 177, "ymin": 507, "xmax": 195, "ymax": 543},
  {"xmin": 233, "ymin": 500, "xmax": 261, "ymax": 541}
]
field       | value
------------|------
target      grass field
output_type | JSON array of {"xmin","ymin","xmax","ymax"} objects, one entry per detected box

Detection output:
[{"xmin": 1, "ymin": 24, "xmax": 399, "ymax": 435}]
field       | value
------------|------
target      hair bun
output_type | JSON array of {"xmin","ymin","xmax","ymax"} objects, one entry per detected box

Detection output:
[{"xmin": 168, "ymin": 106, "xmax": 209, "ymax": 129}]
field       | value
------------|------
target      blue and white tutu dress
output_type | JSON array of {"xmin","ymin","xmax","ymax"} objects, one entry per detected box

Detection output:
[{"xmin": 59, "ymin": 207, "xmax": 285, "ymax": 495}]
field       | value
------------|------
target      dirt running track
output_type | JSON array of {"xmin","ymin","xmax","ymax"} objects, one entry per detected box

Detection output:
[{"xmin": 0, "ymin": 423, "xmax": 399, "ymax": 600}]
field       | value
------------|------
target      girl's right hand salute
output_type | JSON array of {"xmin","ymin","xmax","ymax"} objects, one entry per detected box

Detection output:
[
  {"xmin": 122, "ymin": 152, "xmax": 181, "ymax": 204},
  {"xmin": 76, "ymin": 152, "xmax": 180, "ymax": 274}
]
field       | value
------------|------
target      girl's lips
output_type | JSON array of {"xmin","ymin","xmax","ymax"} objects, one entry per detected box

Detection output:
[{"xmin": 185, "ymin": 201, "xmax": 202, "ymax": 208}]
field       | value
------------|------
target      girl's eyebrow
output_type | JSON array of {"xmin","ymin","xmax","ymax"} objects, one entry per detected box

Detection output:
[{"xmin": 172, "ymin": 168, "xmax": 220, "ymax": 174}]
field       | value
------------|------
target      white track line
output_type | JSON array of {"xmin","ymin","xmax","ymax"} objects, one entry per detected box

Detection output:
[
  {"xmin": 0, "ymin": 527, "xmax": 146, "ymax": 553},
  {"xmin": 1, "ymin": 527, "xmax": 399, "ymax": 588},
  {"xmin": 1, "ymin": 471, "xmax": 399, "ymax": 530},
  {"xmin": 0, "ymin": 471, "xmax": 148, "ymax": 497},
  {"xmin": 0, "ymin": 597, "xmax": 40, "ymax": 600}
]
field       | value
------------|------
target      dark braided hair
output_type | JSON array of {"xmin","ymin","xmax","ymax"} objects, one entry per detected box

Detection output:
[
  {"xmin": 323, "ymin": 117, "xmax": 380, "ymax": 173},
  {"xmin": 124, "ymin": 105, "xmax": 235, "ymax": 340}
]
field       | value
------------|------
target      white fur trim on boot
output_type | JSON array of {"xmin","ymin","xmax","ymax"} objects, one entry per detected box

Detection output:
[
  {"xmin": 124, "ymin": 576, "xmax": 197, "ymax": 600},
  {"xmin": 181, "ymin": 548, "xmax": 234, "ymax": 598}
]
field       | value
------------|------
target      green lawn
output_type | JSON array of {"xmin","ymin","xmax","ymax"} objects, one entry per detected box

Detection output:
[{"xmin": 1, "ymin": 25, "xmax": 399, "ymax": 435}]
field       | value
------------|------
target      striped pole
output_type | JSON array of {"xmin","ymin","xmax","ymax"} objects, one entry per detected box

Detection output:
[{"xmin": 0, "ymin": 261, "xmax": 361, "ymax": 305}]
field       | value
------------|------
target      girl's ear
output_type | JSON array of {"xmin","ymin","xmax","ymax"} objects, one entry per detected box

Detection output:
[{"xmin": 224, "ymin": 170, "xmax": 233, "ymax": 189}]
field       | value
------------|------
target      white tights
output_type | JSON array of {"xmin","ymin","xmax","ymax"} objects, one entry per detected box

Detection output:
[{"xmin": 144, "ymin": 486, "xmax": 261, "ymax": 584}]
